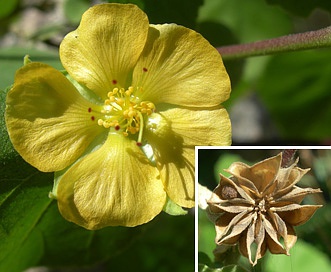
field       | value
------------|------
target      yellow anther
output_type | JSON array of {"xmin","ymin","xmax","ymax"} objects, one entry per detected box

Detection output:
[
  {"xmin": 97, "ymin": 119, "xmax": 104, "ymax": 126},
  {"xmin": 147, "ymin": 103, "xmax": 155, "ymax": 110},
  {"xmin": 116, "ymin": 98, "xmax": 124, "ymax": 106},
  {"xmin": 97, "ymin": 86, "xmax": 156, "ymax": 143}
]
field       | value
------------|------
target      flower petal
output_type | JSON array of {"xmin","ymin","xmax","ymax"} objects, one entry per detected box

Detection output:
[
  {"xmin": 144, "ymin": 107, "xmax": 230, "ymax": 207},
  {"xmin": 262, "ymin": 215, "xmax": 285, "ymax": 251},
  {"xmin": 148, "ymin": 107, "xmax": 231, "ymax": 146},
  {"xmin": 273, "ymin": 186, "xmax": 322, "ymax": 204},
  {"xmin": 228, "ymin": 153, "xmax": 282, "ymax": 194},
  {"xmin": 274, "ymin": 167, "xmax": 310, "ymax": 197},
  {"xmin": 283, "ymin": 224, "xmax": 297, "ymax": 252},
  {"xmin": 57, "ymin": 133, "xmax": 167, "ymax": 229},
  {"xmin": 5, "ymin": 63, "xmax": 104, "ymax": 172},
  {"xmin": 60, "ymin": 3, "xmax": 149, "ymax": 100},
  {"xmin": 215, "ymin": 212, "xmax": 237, "ymax": 242},
  {"xmin": 158, "ymin": 146, "xmax": 195, "ymax": 208},
  {"xmin": 274, "ymin": 204, "xmax": 322, "ymax": 226},
  {"xmin": 219, "ymin": 174, "xmax": 255, "ymax": 203},
  {"xmin": 266, "ymin": 233, "xmax": 287, "ymax": 255},
  {"xmin": 133, "ymin": 24, "xmax": 231, "ymax": 107},
  {"xmin": 218, "ymin": 213, "xmax": 252, "ymax": 244},
  {"xmin": 224, "ymin": 164, "xmax": 260, "ymax": 197}
]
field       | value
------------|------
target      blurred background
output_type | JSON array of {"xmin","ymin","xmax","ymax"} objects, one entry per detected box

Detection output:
[{"xmin": 198, "ymin": 149, "xmax": 331, "ymax": 271}]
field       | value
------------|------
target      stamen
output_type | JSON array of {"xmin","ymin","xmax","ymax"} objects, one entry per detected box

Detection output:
[
  {"xmin": 97, "ymin": 86, "xmax": 156, "ymax": 143},
  {"xmin": 136, "ymin": 111, "xmax": 144, "ymax": 146}
]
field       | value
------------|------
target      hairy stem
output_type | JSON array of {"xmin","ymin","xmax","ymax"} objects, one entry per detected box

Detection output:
[{"xmin": 217, "ymin": 26, "xmax": 331, "ymax": 60}]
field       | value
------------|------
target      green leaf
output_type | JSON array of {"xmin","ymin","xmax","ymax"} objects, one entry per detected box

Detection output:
[
  {"xmin": 64, "ymin": 0, "xmax": 91, "ymax": 25},
  {"xmin": 0, "ymin": 0, "xmax": 19, "ymax": 18},
  {"xmin": 265, "ymin": 239, "xmax": 331, "ymax": 271},
  {"xmin": 0, "ymin": 47, "xmax": 62, "ymax": 91},
  {"xmin": 0, "ymin": 85, "xmax": 142, "ymax": 271},
  {"xmin": 163, "ymin": 197, "xmax": 188, "ymax": 216},
  {"xmin": 107, "ymin": 0, "xmax": 145, "ymax": 9},
  {"xmin": 0, "ymin": 160, "xmax": 143, "ymax": 271},
  {"xmin": 257, "ymin": 50, "xmax": 331, "ymax": 141},
  {"xmin": 198, "ymin": 0, "xmax": 292, "ymax": 43},
  {"xmin": 265, "ymin": 0, "xmax": 331, "ymax": 16},
  {"xmin": 197, "ymin": 0, "xmax": 292, "ymax": 90},
  {"xmin": 198, "ymin": 208, "xmax": 217, "ymax": 261},
  {"xmin": 198, "ymin": 263, "xmax": 249, "ymax": 272},
  {"xmin": 144, "ymin": 0, "xmax": 204, "ymax": 29}
]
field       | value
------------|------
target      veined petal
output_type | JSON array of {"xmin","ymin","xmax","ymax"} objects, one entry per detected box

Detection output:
[
  {"xmin": 224, "ymin": 165, "xmax": 260, "ymax": 197},
  {"xmin": 147, "ymin": 107, "xmax": 231, "ymax": 146},
  {"xmin": 60, "ymin": 3, "xmax": 149, "ymax": 100},
  {"xmin": 219, "ymin": 213, "xmax": 252, "ymax": 244},
  {"xmin": 273, "ymin": 186, "xmax": 322, "ymax": 204},
  {"xmin": 274, "ymin": 204, "xmax": 322, "ymax": 226},
  {"xmin": 157, "ymin": 146, "xmax": 195, "ymax": 208},
  {"xmin": 215, "ymin": 212, "xmax": 238, "ymax": 242},
  {"xmin": 144, "ymin": 106, "xmax": 231, "ymax": 207},
  {"xmin": 57, "ymin": 133, "xmax": 167, "ymax": 229},
  {"xmin": 228, "ymin": 153, "xmax": 282, "ymax": 194},
  {"xmin": 274, "ymin": 167, "xmax": 310, "ymax": 197},
  {"xmin": 133, "ymin": 24, "xmax": 230, "ymax": 107},
  {"xmin": 219, "ymin": 174, "xmax": 255, "ymax": 203},
  {"xmin": 5, "ymin": 63, "xmax": 104, "ymax": 172},
  {"xmin": 262, "ymin": 215, "xmax": 285, "ymax": 251}
]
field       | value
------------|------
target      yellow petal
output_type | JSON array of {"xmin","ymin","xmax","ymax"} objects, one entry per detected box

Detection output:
[
  {"xmin": 144, "ymin": 107, "xmax": 230, "ymax": 208},
  {"xmin": 60, "ymin": 3, "xmax": 149, "ymax": 100},
  {"xmin": 159, "ymin": 146, "xmax": 195, "ymax": 208},
  {"xmin": 152, "ymin": 107, "xmax": 231, "ymax": 146},
  {"xmin": 57, "ymin": 133, "xmax": 167, "ymax": 229},
  {"xmin": 133, "ymin": 24, "xmax": 231, "ymax": 107},
  {"xmin": 5, "ymin": 63, "xmax": 104, "ymax": 172}
]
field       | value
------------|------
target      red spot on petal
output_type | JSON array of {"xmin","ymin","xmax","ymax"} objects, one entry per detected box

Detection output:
[
  {"xmin": 112, "ymin": 79, "xmax": 117, "ymax": 85},
  {"xmin": 143, "ymin": 67, "xmax": 148, "ymax": 72},
  {"xmin": 115, "ymin": 125, "xmax": 120, "ymax": 131},
  {"xmin": 88, "ymin": 107, "xmax": 92, "ymax": 112},
  {"xmin": 136, "ymin": 142, "xmax": 142, "ymax": 146},
  {"xmin": 91, "ymin": 116, "xmax": 95, "ymax": 121}
]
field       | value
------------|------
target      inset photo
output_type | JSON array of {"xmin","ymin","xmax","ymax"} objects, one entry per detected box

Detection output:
[{"xmin": 197, "ymin": 148, "xmax": 331, "ymax": 272}]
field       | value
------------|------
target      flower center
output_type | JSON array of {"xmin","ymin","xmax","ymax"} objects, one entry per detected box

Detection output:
[
  {"xmin": 97, "ymin": 86, "xmax": 155, "ymax": 145},
  {"xmin": 254, "ymin": 198, "xmax": 270, "ymax": 214}
]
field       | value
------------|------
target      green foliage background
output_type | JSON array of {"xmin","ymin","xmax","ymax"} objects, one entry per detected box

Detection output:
[{"xmin": 1, "ymin": 0, "xmax": 331, "ymax": 271}]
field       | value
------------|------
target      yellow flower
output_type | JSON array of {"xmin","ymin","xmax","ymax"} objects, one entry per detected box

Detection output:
[
  {"xmin": 208, "ymin": 153, "xmax": 322, "ymax": 265},
  {"xmin": 5, "ymin": 3, "xmax": 231, "ymax": 229}
]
